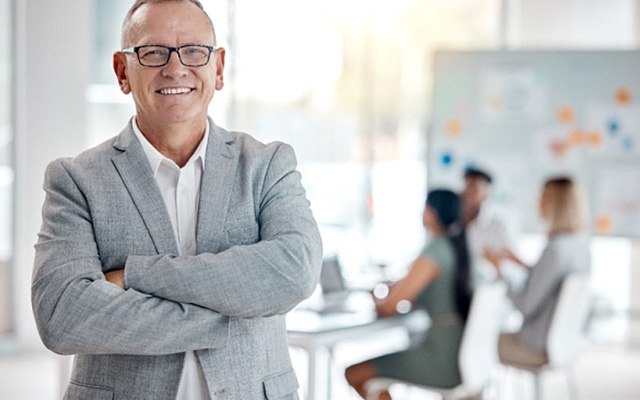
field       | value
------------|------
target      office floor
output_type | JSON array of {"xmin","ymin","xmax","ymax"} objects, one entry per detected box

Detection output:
[{"xmin": 1, "ymin": 321, "xmax": 639, "ymax": 400}]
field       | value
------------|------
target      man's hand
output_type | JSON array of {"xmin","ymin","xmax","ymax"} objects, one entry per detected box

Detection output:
[
  {"xmin": 105, "ymin": 269, "xmax": 125, "ymax": 289},
  {"xmin": 483, "ymin": 248, "xmax": 503, "ymax": 269}
]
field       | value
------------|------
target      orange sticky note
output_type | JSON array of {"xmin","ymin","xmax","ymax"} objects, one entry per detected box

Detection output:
[
  {"xmin": 568, "ymin": 129, "xmax": 584, "ymax": 146},
  {"xmin": 588, "ymin": 131, "xmax": 603, "ymax": 147},
  {"xmin": 445, "ymin": 119, "xmax": 462, "ymax": 137},
  {"xmin": 615, "ymin": 87, "xmax": 632, "ymax": 105},
  {"xmin": 556, "ymin": 106, "xmax": 574, "ymax": 124},
  {"xmin": 595, "ymin": 215, "xmax": 613, "ymax": 234}
]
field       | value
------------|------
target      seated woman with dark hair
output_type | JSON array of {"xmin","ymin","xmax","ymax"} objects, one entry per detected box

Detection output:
[{"xmin": 345, "ymin": 189, "xmax": 472, "ymax": 400}]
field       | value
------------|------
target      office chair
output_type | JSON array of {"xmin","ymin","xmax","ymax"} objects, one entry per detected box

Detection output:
[
  {"xmin": 500, "ymin": 273, "xmax": 592, "ymax": 400},
  {"xmin": 365, "ymin": 281, "xmax": 507, "ymax": 400}
]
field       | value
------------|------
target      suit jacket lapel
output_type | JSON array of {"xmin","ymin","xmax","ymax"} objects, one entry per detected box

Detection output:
[
  {"xmin": 196, "ymin": 119, "xmax": 238, "ymax": 254},
  {"xmin": 111, "ymin": 123, "xmax": 179, "ymax": 255}
]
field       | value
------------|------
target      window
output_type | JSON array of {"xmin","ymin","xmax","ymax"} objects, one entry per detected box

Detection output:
[
  {"xmin": 201, "ymin": 0, "xmax": 501, "ymax": 278},
  {"xmin": 89, "ymin": 0, "xmax": 501, "ymax": 279},
  {"xmin": 0, "ymin": 0, "xmax": 14, "ymax": 335},
  {"xmin": 87, "ymin": 0, "xmax": 135, "ymax": 146}
]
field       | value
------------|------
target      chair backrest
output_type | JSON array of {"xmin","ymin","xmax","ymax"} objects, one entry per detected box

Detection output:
[
  {"xmin": 546, "ymin": 273, "xmax": 591, "ymax": 367},
  {"xmin": 457, "ymin": 281, "xmax": 507, "ymax": 393}
]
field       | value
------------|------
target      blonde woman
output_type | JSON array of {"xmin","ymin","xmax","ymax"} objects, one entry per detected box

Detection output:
[{"xmin": 485, "ymin": 176, "xmax": 590, "ymax": 368}]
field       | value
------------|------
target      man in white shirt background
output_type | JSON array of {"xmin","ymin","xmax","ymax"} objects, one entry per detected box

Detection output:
[{"xmin": 461, "ymin": 167, "xmax": 519, "ymax": 286}]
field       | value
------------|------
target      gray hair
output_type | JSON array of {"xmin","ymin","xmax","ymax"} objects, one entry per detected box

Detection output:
[{"xmin": 121, "ymin": 0, "xmax": 217, "ymax": 48}]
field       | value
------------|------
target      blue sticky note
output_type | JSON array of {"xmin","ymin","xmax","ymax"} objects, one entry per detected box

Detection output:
[
  {"xmin": 608, "ymin": 118, "xmax": 620, "ymax": 136},
  {"xmin": 622, "ymin": 136, "xmax": 633, "ymax": 151},
  {"xmin": 441, "ymin": 152, "xmax": 454, "ymax": 167}
]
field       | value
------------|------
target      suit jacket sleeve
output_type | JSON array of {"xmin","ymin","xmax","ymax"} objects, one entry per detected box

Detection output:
[
  {"xmin": 124, "ymin": 142, "xmax": 323, "ymax": 318},
  {"xmin": 32, "ymin": 160, "xmax": 230, "ymax": 356}
]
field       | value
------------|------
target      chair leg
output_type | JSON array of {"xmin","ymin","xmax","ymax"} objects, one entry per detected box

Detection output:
[
  {"xmin": 533, "ymin": 372, "xmax": 542, "ymax": 400},
  {"xmin": 518, "ymin": 368, "xmax": 529, "ymax": 400},
  {"xmin": 565, "ymin": 368, "xmax": 579, "ymax": 400},
  {"xmin": 485, "ymin": 367, "xmax": 502, "ymax": 400},
  {"xmin": 494, "ymin": 365, "xmax": 512, "ymax": 400}
]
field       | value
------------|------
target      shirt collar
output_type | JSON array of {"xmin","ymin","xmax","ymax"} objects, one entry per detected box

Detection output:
[{"xmin": 132, "ymin": 118, "xmax": 209, "ymax": 176}]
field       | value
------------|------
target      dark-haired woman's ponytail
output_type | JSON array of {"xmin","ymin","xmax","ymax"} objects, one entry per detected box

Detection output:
[{"xmin": 448, "ymin": 226, "xmax": 472, "ymax": 320}]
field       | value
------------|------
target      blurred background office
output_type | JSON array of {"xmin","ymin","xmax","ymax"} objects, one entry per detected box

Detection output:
[{"xmin": 2, "ymin": 0, "xmax": 640, "ymax": 399}]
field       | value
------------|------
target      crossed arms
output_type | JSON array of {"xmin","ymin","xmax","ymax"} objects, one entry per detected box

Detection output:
[{"xmin": 32, "ymin": 142, "xmax": 322, "ymax": 356}]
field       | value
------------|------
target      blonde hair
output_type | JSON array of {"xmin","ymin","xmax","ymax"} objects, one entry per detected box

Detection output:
[
  {"xmin": 542, "ymin": 177, "xmax": 589, "ymax": 235},
  {"xmin": 121, "ymin": 0, "xmax": 216, "ymax": 48}
]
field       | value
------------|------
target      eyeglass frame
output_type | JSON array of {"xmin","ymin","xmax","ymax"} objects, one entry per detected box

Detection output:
[{"xmin": 121, "ymin": 44, "xmax": 216, "ymax": 67}]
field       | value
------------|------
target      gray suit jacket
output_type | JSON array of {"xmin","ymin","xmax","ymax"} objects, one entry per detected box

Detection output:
[{"xmin": 32, "ymin": 118, "xmax": 323, "ymax": 399}]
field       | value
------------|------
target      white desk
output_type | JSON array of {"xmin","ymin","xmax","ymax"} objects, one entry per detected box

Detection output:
[{"xmin": 287, "ymin": 306, "xmax": 429, "ymax": 400}]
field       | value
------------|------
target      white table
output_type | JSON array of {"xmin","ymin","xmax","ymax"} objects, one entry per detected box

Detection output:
[{"xmin": 287, "ymin": 305, "xmax": 429, "ymax": 400}]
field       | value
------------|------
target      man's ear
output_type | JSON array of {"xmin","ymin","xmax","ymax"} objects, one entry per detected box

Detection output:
[
  {"xmin": 113, "ymin": 52, "xmax": 131, "ymax": 94},
  {"xmin": 214, "ymin": 48, "xmax": 226, "ymax": 91}
]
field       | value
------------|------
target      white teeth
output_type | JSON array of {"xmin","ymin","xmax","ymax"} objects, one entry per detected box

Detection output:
[{"xmin": 159, "ymin": 87, "xmax": 192, "ymax": 95}]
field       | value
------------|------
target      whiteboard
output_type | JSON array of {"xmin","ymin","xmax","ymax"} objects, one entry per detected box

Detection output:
[{"xmin": 428, "ymin": 50, "xmax": 640, "ymax": 237}]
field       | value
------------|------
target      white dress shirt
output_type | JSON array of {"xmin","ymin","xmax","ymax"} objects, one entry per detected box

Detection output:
[
  {"xmin": 466, "ymin": 203, "xmax": 518, "ymax": 285},
  {"xmin": 133, "ymin": 119, "xmax": 211, "ymax": 400}
]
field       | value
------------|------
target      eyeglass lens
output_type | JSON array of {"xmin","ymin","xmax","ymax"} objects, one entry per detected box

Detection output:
[{"xmin": 138, "ymin": 45, "xmax": 212, "ymax": 67}]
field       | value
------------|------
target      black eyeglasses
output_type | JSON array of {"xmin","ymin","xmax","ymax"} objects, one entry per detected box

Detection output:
[{"xmin": 122, "ymin": 44, "xmax": 215, "ymax": 67}]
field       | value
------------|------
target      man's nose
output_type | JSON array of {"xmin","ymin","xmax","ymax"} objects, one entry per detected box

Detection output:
[
  {"xmin": 168, "ymin": 49, "xmax": 184, "ymax": 65},
  {"xmin": 162, "ymin": 51, "xmax": 188, "ymax": 75}
]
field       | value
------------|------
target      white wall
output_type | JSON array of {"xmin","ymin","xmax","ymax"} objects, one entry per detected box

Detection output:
[
  {"xmin": 506, "ymin": 0, "xmax": 636, "ymax": 48},
  {"xmin": 13, "ymin": 0, "xmax": 92, "ymax": 348}
]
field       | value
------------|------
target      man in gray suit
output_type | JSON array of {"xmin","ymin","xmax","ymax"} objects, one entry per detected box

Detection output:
[{"xmin": 31, "ymin": 0, "xmax": 322, "ymax": 398}]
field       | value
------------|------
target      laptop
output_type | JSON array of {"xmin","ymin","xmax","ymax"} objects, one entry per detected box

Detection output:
[
  {"xmin": 311, "ymin": 256, "xmax": 373, "ymax": 315},
  {"xmin": 319, "ymin": 255, "xmax": 348, "ymax": 296}
]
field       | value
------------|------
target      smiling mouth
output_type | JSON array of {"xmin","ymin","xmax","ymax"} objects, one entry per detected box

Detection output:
[{"xmin": 157, "ymin": 87, "xmax": 194, "ymax": 95}]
